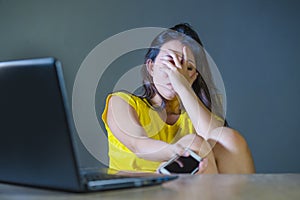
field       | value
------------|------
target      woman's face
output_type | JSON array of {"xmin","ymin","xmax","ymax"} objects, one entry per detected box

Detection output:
[{"xmin": 147, "ymin": 40, "xmax": 196, "ymax": 100}]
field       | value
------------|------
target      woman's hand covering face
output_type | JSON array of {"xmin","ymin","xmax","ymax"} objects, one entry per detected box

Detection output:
[{"xmin": 159, "ymin": 46, "xmax": 198, "ymax": 91}]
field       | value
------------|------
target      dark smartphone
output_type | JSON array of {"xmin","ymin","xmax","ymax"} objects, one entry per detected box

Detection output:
[{"xmin": 159, "ymin": 149, "xmax": 202, "ymax": 175}]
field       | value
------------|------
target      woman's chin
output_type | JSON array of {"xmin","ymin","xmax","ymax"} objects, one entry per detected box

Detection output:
[
  {"xmin": 156, "ymin": 85, "xmax": 177, "ymax": 100},
  {"xmin": 160, "ymin": 91, "xmax": 177, "ymax": 100}
]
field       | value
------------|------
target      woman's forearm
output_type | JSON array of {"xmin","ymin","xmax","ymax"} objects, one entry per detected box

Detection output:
[
  {"xmin": 177, "ymin": 85, "xmax": 223, "ymax": 139},
  {"xmin": 132, "ymin": 138, "xmax": 176, "ymax": 162}
]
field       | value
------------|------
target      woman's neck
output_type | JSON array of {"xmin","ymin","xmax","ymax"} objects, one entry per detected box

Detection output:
[
  {"xmin": 165, "ymin": 98, "xmax": 181, "ymax": 114},
  {"xmin": 151, "ymin": 94, "xmax": 181, "ymax": 115}
]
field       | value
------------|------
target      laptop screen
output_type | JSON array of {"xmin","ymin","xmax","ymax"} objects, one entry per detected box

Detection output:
[{"xmin": 0, "ymin": 57, "xmax": 82, "ymax": 191}]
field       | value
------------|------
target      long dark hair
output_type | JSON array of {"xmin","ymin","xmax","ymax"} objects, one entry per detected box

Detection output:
[{"xmin": 139, "ymin": 23, "xmax": 227, "ymax": 125}]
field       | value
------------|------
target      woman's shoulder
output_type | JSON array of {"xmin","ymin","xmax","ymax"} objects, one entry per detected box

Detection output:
[
  {"xmin": 106, "ymin": 91, "xmax": 148, "ymax": 108},
  {"xmin": 109, "ymin": 91, "xmax": 140, "ymax": 102}
]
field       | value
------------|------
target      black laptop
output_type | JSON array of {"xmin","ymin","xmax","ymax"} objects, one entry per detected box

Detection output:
[{"xmin": 0, "ymin": 57, "xmax": 177, "ymax": 192}]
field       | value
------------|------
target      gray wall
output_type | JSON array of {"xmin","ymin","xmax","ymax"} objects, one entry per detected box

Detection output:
[{"xmin": 1, "ymin": 0, "xmax": 299, "ymax": 173}]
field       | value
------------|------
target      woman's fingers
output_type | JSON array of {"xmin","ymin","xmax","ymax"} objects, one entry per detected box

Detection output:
[
  {"xmin": 161, "ymin": 48, "xmax": 195, "ymax": 73},
  {"xmin": 159, "ymin": 47, "xmax": 198, "ymax": 88},
  {"xmin": 160, "ymin": 57, "xmax": 178, "ymax": 71},
  {"xmin": 190, "ymin": 71, "xmax": 198, "ymax": 85},
  {"xmin": 182, "ymin": 46, "xmax": 188, "ymax": 67},
  {"xmin": 197, "ymin": 158, "xmax": 208, "ymax": 174},
  {"xmin": 160, "ymin": 49, "xmax": 184, "ymax": 70},
  {"xmin": 172, "ymin": 143, "xmax": 187, "ymax": 156},
  {"xmin": 175, "ymin": 159, "xmax": 184, "ymax": 168},
  {"xmin": 165, "ymin": 49, "xmax": 182, "ymax": 68},
  {"xmin": 161, "ymin": 59, "xmax": 175, "ymax": 69}
]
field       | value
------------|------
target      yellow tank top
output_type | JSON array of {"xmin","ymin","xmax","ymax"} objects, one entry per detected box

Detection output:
[{"xmin": 102, "ymin": 91, "xmax": 195, "ymax": 172}]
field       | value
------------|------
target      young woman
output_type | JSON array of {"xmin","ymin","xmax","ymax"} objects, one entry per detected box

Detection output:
[{"xmin": 102, "ymin": 23, "xmax": 255, "ymax": 174}]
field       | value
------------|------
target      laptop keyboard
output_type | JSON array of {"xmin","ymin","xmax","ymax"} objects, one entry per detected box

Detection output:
[{"xmin": 82, "ymin": 171, "xmax": 177, "ymax": 191}]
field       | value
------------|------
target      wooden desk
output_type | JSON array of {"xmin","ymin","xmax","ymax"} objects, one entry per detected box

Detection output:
[{"xmin": 0, "ymin": 174, "xmax": 299, "ymax": 200}]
